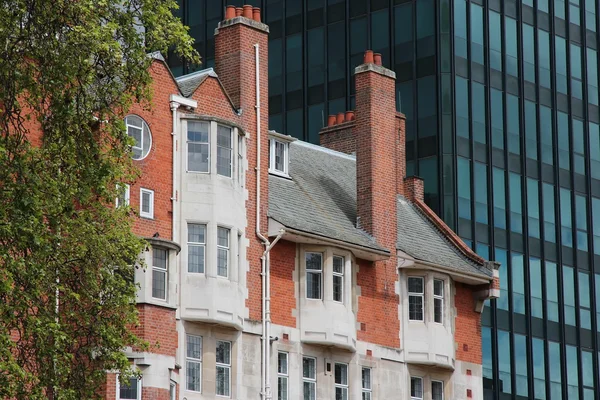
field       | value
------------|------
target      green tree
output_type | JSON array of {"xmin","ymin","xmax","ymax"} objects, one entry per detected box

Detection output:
[{"xmin": 0, "ymin": 1, "xmax": 198, "ymax": 398}]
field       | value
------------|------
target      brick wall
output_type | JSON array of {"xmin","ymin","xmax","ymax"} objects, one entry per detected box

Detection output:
[
  {"xmin": 269, "ymin": 239, "xmax": 297, "ymax": 328},
  {"xmin": 454, "ymin": 282, "xmax": 482, "ymax": 364},
  {"xmin": 128, "ymin": 60, "xmax": 178, "ymax": 240},
  {"xmin": 319, "ymin": 122, "xmax": 356, "ymax": 154},
  {"xmin": 131, "ymin": 304, "xmax": 177, "ymax": 357},
  {"xmin": 353, "ymin": 63, "xmax": 400, "ymax": 348},
  {"xmin": 141, "ymin": 387, "xmax": 170, "ymax": 400}
]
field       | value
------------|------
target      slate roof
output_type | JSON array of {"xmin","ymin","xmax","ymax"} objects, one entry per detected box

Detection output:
[
  {"xmin": 269, "ymin": 139, "xmax": 492, "ymax": 279},
  {"xmin": 175, "ymin": 68, "xmax": 218, "ymax": 97},
  {"xmin": 396, "ymin": 198, "xmax": 492, "ymax": 278},
  {"xmin": 268, "ymin": 141, "xmax": 387, "ymax": 253}
]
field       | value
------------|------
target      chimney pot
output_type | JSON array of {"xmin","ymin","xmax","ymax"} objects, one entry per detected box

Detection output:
[
  {"xmin": 225, "ymin": 5, "xmax": 236, "ymax": 19},
  {"xmin": 252, "ymin": 7, "xmax": 261, "ymax": 22},
  {"xmin": 363, "ymin": 50, "xmax": 374, "ymax": 64},
  {"xmin": 327, "ymin": 115, "xmax": 336, "ymax": 127},
  {"xmin": 235, "ymin": 7, "xmax": 243, "ymax": 16},
  {"xmin": 374, "ymin": 53, "xmax": 382, "ymax": 66},
  {"xmin": 243, "ymin": 5, "xmax": 253, "ymax": 18},
  {"xmin": 336, "ymin": 112, "xmax": 345, "ymax": 125},
  {"xmin": 345, "ymin": 111, "xmax": 355, "ymax": 121}
]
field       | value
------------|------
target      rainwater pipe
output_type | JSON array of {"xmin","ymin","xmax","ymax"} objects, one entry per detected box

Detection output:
[{"xmin": 254, "ymin": 42, "xmax": 280, "ymax": 400}]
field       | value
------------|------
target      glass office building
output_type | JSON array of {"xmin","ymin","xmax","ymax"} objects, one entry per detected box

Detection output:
[{"xmin": 170, "ymin": 1, "xmax": 600, "ymax": 398}]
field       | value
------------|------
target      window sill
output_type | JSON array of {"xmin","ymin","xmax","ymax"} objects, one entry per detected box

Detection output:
[
  {"xmin": 140, "ymin": 215, "xmax": 154, "ymax": 220},
  {"xmin": 268, "ymin": 169, "xmax": 291, "ymax": 179}
]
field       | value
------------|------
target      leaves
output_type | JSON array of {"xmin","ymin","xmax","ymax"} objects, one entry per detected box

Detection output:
[{"xmin": 0, "ymin": 0, "xmax": 197, "ymax": 398}]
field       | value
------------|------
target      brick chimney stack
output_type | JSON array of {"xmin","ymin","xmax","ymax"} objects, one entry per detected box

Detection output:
[
  {"xmin": 214, "ymin": 7, "xmax": 269, "ymax": 321},
  {"xmin": 353, "ymin": 51, "xmax": 399, "ymax": 241}
]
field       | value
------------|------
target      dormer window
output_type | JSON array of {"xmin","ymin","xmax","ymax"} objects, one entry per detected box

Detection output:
[
  {"xmin": 268, "ymin": 131, "xmax": 295, "ymax": 177},
  {"xmin": 269, "ymin": 138, "xmax": 289, "ymax": 175}
]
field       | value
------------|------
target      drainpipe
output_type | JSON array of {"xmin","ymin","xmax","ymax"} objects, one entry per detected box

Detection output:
[
  {"xmin": 254, "ymin": 42, "xmax": 273, "ymax": 400},
  {"xmin": 170, "ymin": 101, "xmax": 179, "ymax": 246}
]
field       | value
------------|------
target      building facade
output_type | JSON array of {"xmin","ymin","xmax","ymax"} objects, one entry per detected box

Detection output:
[
  {"xmin": 105, "ymin": 7, "xmax": 500, "ymax": 400},
  {"xmin": 169, "ymin": 1, "xmax": 600, "ymax": 399}
]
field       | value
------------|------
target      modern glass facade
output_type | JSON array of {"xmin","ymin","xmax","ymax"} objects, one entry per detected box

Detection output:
[{"xmin": 170, "ymin": 1, "xmax": 600, "ymax": 399}]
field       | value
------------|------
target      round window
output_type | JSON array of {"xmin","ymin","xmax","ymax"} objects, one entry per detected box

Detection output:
[{"xmin": 125, "ymin": 115, "xmax": 152, "ymax": 160}]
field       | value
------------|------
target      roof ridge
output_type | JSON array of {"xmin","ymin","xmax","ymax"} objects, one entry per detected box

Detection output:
[
  {"xmin": 293, "ymin": 140, "xmax": 356, "ymax": 161},
  {"xmin": 175, "ymin": 67, "xmax": 217, "ymax": 82},
  {"xmin": 408, "ymin": 198, "xmax": 485, "ymax": 266}
]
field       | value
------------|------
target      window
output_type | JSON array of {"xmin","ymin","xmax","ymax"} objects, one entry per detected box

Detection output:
[
  {"xmin": 237, "ymin": 135, "xmax": 244, "ymax": 185},
  {"xmin": 116, "ymin": 184, "xmax": 130, "ymax": 208},
  {"xmin": 498, "ymin": 330, "xmax": 512, "ymax": 394},
  {"xmin": 334, "ymin": 363, "xmax": 348, "ymax": 400},
  {"xmin": 514, "ymin": 334, "xmax": 528, "ymax": 396},
  {"xmin": 530, "ymin": 258, "xmax": 543, "ymax": 319},
  {"xmin": 187, "ymin": 223, "xmax": 206, "ymax": 273},
  {"xmin": 532, "ymin": 338, "xmax": 546, "ymax": 399},
  {"xmin": 140, "ymin": 188, "xmax": 154, "ymax": 219},
  {"xmin": 411, "ymin": 377, "xmax": 423, "ymax": 400},
  {"xmin": 361, "ymin": 368, "xmax": 372, "ymax": 400},
  {"xmin": 119, "ymin": 377, "xmax": 141, "ymax": 400},
  {"xmin": 125, "ymin": 115, "xmax": 152, "ymax": 160},
  {"xmin": 333, "ymin": 256, "xmax": 344, "ymax": 302},
  {"xmin": 302, "ymin": 357, "xmax": 316, "ymax": 400},
  {"xmin": 545, "ymin": 262, "xmax": 559, "ymax": 322},
  {"xmin": 152, "ymin": 248, "xmax": 167, "ymax": 300},
  {"xmin": 187, "ymin": 121, "xmax": 210, "ymax": 173},
  {"xmin": 432, "ymin": 380, "xmax": 444, "ymax": 400},
  {"xmin": 566, "ymin": 345, "xmax": 579, "ymax": 399},
  {"xmin": 186, "ymin": 334, "xmax": 202, "ymax": 392},
  {"xmin": 433, "ymin": 279, "xmax": 444, "ymax": 323},
  {"xmin": 549, "ymin": 341, "xmax": 562, "ymax": 398},
  {"xmin": 216, "ymin": 341, "xmax": 231, "ymax": 397},
  {"xmin": 217, "ymin": 125, "xmax": 232, "ymax": 177},
  {"xmin": 278, "ymin": 352, "xmax": 288, "ymax": 400},
  {"xmin": 305, "ymin": 252, "xmax": 323, "ymax": 299},
  {"xmin": 217, "ymin": 227, "xmax": 230, "ymax": 278},
  {"xmin": 563, "ymin": 266, "xmax": 576, "ymax": 326},
  {"xmin": 408, "ymin": 277, "xmax": 424, "ymax": 321},
  {"xmin": 269, "ymin": 139, "xmax": 289, "ymax": 175}
]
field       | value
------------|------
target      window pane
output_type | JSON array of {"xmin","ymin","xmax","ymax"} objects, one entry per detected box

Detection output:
[
  {"xmin": 216, "ymin": 341, "xmax": 231, "ymax": 364},
  {"xmin": 152, "ymin": 269, "xmax": 166, "ymax": 299},
  {"xmin": 306, "ymin": 272, "xmax": 322, "ymax": 299},
  {"xmin": 334, "ymin": 364, "xmax": 347, "ymax": 385},
  {"xmin": 306, "ymin": 253, "xmax": 322, "ymax": 270},
  {"xmin": 303, "ymin": 357, "xmax": 316, "ymax": 379},
  {"xmin": 216, "ymin": 366, "xmax": 230, "ymax": 396},
  {"xmin": 333, "ymin": 275, "xmax": 343, "ymax": 302},
  {"xmin": 514, "ymin": 334, "xmax": 528, "ymax": 396},
  {"xmin": 432, "ymin": 381, "xmax": 443, "ymax": 400},
  {"xmin": 411, "ymin": 377, "xmax": 423, "ymax": 398},
  {"xmin": 119, "ymin": 378, "xmax": 139, "ymax": 399},
  {"xmin": 408, "ymin": 277, "xmax": 424, "ymax": 293},
  {"xmin": 362, "ymin": 368, "xmax": 371, "ymax": 389}
]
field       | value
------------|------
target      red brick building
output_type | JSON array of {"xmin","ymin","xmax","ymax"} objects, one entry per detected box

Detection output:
[{"xmin": 106, "ymin": 6, "xmax": 500, "ymax": 400}]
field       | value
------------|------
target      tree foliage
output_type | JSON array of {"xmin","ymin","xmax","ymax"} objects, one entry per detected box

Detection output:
[{"xmin": 0, "ymin": 1, "xmax": 198, "ymax": 398}]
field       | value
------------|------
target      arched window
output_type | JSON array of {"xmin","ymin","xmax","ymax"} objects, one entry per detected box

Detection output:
[{"xmin": 125, "ymin": 115, "xmax": 152, "ymax": 160}]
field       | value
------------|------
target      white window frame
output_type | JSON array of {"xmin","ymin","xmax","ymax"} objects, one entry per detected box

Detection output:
[
  {"xmin": 217, "ymin": 227, "xmax": 230, "ymax": 278},
  {"xmin": 139, "ymin": 188, "xmax": 154, "ymax": 219},
  {"xmin": 116, "ymin": 376, "xmax": 142, "ymax": 400},
  {"xmin": 302, "ymin": 356, "xmax": 317, "ymax": 400},
  {"xmin": 305, "ymin": 252, "xmax": 323, "ymax": 300},
  {"xmin": 151, "ymin": 247, "xmax": 168, "ymax": 301},
  {"xmin": 216, "ymin": 124, "xmax": 233, "ymax": 178},
  {"xmin": 332, "ymin": 255, "xmax": 344, "ymax": 303},
  {"xmin": 361, "ymin": 367, "xmax": 372, "ymax": 400},
  {"xmin": 432, "ymin": 380, "xmax": 444, "ymax": 400},
  {"xmin": 186, "ymin": 334, "xmax": 202, "ymax": 393},
  {"xmin": 268, "ymin": 138, "xmax": 289, "ymax": 176},
  {"xmin": 408, "ymin": 276, "xmax": 424, "ymax": 321},
  {"xmin": 186, "ymin": 120, "xmax": 210, "ymax": 173},
  {"xmin": 433, "ymin": 279, "xmax": 444, "ymax": 324},
  {"xmin": 187, "ymin": 223, "xmax": 206, "ymax": 273},
  {"xmin": 116, "ymin": 184, "xmax": 130, "ymax": 208},
  {"xmin": 277, "ymin": 351, "xmax": 288, "ymax": 400},
  {"xmin": 410, "ymin": 376, "xmax": 424, "ymax": 400},
  {"xmin": 334, "ymin": 363, "xmax": 349, "ymax": 400},
  {"xmin": 125, "ymin": 115, "xmax": 152, "ymax": 161},
  {"xmin": 216, "ymin": 340, "xmax": 231, "ymax": 397}
]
